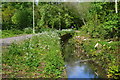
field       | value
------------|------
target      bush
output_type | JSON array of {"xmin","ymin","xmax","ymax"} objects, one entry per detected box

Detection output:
[
  {"xmin": 12, "ymin": 9, "xmax": 33, "ymax": 29},
  {"xmin": 24, "ymin": 27, "xmax": 33, "ymax": 34}
]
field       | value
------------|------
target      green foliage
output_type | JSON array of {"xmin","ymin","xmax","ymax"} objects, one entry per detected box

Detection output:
[
  {"xmin": 57, "ymin": 29, "xmax": 74, "ymax": 36},
  {"xmin": 81, "ymin": 2, "xmax": 120, "ymax": 39},
  {"xmin": 12, "ymin": 9, "xmax": 33, "ymax": 29},
  {"xmin": 2, "ymin": 2, "xmax": 33, "ymax": 30},
  {"xmin": 2, "ymin": 3, "xmax": 16, "ymax": 30},
  {"xmin": 36, "ymin": 27, "xmax": 56, "ymax": 33},
  {"xmin": 2, "ymin": 31, "xmax": 64, "ymax": 78},
  {"xmin": 81, "ymin": 21, "xmax": 107, "ymax": 38},
  {"xmin": 35, "ymin": 3, "xmax": 73, "ymax": 30}
]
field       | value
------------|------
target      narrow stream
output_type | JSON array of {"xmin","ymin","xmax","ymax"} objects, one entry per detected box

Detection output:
[
  {"xmin": 61, "ymin": 34, "xmax": 107, "ymax": 78},
  {"xmin": 66, "ymin": 62, "xmax": 98, "ymax": 78},
  {"xmin": 2, "ymin": 33, "xmax": 107, "ymax": 78}
]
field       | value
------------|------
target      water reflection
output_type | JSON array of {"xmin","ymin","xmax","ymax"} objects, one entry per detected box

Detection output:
[
  {"xmin": 62, "ymin": 39, "xmax": 106, "ymax": 78},
  {"xmin": 66, "ymin": 62, "xmax": 98, "ymax": 78}
]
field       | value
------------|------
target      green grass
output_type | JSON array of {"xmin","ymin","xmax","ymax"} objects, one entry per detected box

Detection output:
[
  {"xmin": 2, "ymin": 31, "xmax": 65, "ymax": 78},
  {"xmin": 2, "ymin": 30, "xmax": 24, "ymax": 38},
  {"xmin": 1, "ymin": 29, "xmax": 33, "ymax": 39}
]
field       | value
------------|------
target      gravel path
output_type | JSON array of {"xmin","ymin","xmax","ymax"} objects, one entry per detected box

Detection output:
[{"xmin": 0, "ymin": 34, "xmax": 34, "ymax": 46}]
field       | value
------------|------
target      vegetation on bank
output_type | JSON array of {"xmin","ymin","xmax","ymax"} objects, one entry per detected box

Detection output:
[
  {"xmin": 2, "ymin": 31, "xmax": 65, "ymax": 78},
  {"xmin": 73, "ymin": 32, "xmax": 120, "ymax": 79},
  {"xmin": 72, "ymin": 2, "xmax": 120, "ymax": 78}
]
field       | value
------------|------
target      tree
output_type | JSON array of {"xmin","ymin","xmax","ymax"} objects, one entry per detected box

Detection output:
[
  {"xmin": 63, "ymin": 2, "xmax": 91, "ymax": 26},
  {"xmin": 12, "ymin": 9, "xmax": 33, "ymax": 29},
  {"xmin": 35, "ymin": 3, "xmax": 73, "ymax": 30},
  {"xmin": 81, "ymin": 2, "xmax": 120, "ymax": 39},
  {"xmin": 2, "ymin": 3, "xmax": 16, "ymax": 29},
  {"xmin": 2, "ymin": 2, "xmax": 33, "ymax": 30}
]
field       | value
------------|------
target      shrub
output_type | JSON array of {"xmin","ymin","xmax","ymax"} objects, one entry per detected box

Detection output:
[{"xmin": 24, "ymin": 27, "xmax": 33, "ymax": 34}]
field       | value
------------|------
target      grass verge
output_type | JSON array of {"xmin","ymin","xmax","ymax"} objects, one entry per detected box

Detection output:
[
  {"xmin": 2, "ymin": 28, "xmax": 33, "ymax": 39},
  {"xmin": 2, "ymin": 31, "xmax": 65, "ymax": 78}
]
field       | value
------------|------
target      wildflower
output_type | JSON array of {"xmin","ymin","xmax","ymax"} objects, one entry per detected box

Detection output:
[
  {"xmin": 94, "ymin": 43, "xmax": 99, "ymax": 48},
  {"xmin": 107, "ymin": 74, "xmax": 113, "ymax": 78},
  {"xmin": 94, "ymin": 43, "xmax": 102, "ymax": 49},
  {"xmin": 108, "ymin": 41, "xmax": 112, "ymax": 43},
  {"xmin": 83, "ymin": 39, "xmax": 87, "ymax": 41}
]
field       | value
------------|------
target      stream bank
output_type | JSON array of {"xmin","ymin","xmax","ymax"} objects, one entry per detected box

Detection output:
[
  {"xmin": 61, "ymin": 34, "xmax": 107, "ymax": 78},
  {"xmin": 71, "ymin": 33, "xmax": 120, "ymax": 79}
]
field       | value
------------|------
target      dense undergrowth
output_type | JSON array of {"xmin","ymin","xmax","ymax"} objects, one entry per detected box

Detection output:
[
  {"xmin": 2, "ymin": 31, "xmax": 65, "ymax": 78},
  {"xmin": 74, "ymin": 32, "xmax": 120, "ymax": 79}
]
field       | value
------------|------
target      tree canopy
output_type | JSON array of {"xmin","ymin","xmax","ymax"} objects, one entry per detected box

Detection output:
[
  {"xmin": 2, "ymin": 2, "xmax": 120, "ymax": 39},
  {"xmin": 2, "ymin": 2, "xmax": 33, "ymax": 30}
]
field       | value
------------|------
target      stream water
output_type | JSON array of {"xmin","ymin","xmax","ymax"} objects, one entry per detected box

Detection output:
[
  {"xmin": 66, "ymin": 62, "xmax": 98, "ymax": 78},
  {"xmin": 62, "ymin": 37, "xmax": 107, "ymax": 78}
]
